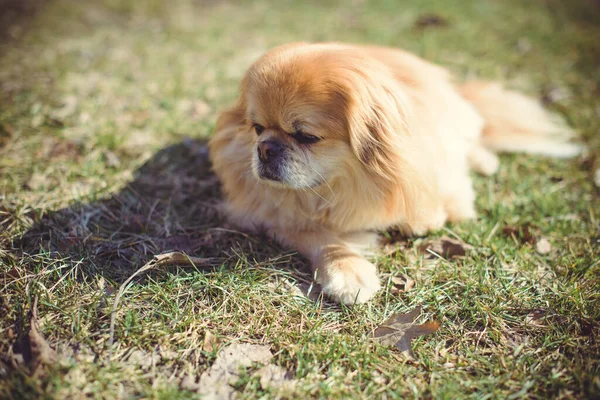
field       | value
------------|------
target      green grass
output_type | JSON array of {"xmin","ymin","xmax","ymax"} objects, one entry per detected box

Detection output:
[{"xmin": 1, "ymin": 0, "xmax": 599, "ymax": 398}]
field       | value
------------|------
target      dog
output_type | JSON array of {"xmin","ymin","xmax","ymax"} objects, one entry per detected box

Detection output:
[{"xmin": 208, "ymin": 42, "xmax": 581, "ymax": 304}]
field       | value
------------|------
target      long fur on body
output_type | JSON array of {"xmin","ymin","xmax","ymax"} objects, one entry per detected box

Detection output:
[{"xmin": 208, "ymin": 42, "xmax": 580, "ymax": 304}]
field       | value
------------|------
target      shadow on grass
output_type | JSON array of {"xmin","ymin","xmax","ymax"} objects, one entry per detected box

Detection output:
[
  {"xmin": 14, "ymin": 139, "xmax": 311, "ymax": 284},
  {"xmin": 0, "ymin": 0, "xmax": 52, "ymax": 45}
]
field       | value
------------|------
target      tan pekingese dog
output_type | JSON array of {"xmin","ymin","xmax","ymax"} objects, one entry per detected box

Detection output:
[{"xmin": 209, "ymin": 42, "xmax": 580, "ymax": 304}]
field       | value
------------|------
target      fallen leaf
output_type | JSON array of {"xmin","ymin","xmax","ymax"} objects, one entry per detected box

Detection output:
[
  {"xmin": 196, "ymin": 343, "xmax": 274, "ymax": 398},
  {"xmin": 49, "ymin": 140, "xmax": 80, "ymax": 159},
  {"xmin": 380, "ymin": 228, "xmax": 411, "ymax": 246},
  {"xmin": 203, "ymin": 330, "xmax": 219, "ymax": 353},
  {"xmin": 414, "ymin": 13, "xmax": 449, "ymax": 29},
  {"xmin": 525, "ymin": 309, "xmax": 551, "ymax": 327},
  {"xmin": 373, "ymin": 306, "xmax": 439, "ymax": 358},
  {"xmin": 27, "ymin": 297, "xmax": 57, "ymax": 374},
  {"xmin": 502, "ymin": 224, "xmax": 536, "ymax": 245},
  {"xmin": 390, "ymin": 275, "xmax": 415, "ymax": 295},
  {"xmin": 1, "ymin": 123, "xmax": 15, "ymax": 146},
  {"xmin": 419, "ymin": 236, "xmax": 471, "ymax": 259},
  {"xmin": 284, "ymin": 280, "xmax": 322, "ymax": 301},
  {"xmin": 594, "ymin": 168, "xmax": 600, "ymax": 188},
  {"xmin": 535, "ymin": 238, "xmax": 552, "ymax": 255}
]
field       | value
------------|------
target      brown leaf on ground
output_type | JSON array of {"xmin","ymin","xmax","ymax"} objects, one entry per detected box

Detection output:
[
  {"xmin": 418, "ymin": 236, "xmax": 471, "ymax": 259},
  {"xmin": 523, "ymin": 308, "xmax": 569, "ymax": 328},
  {"xmin": 50, "ymin": 139, "xmax": 80, "ymax": 159},
  {"xmin": 414, "ymin": 13, "xmax": 449, "ymax": 30},
  {"xmin": 373, "ymin": 306, "xmax": 439, "ymax": 358},
  {"xmin": 380, "ymin": 228, "xmax": 411, "ymax": 246},
  {"xmin": 202, "ymin": 330, "xmax": 219, "ymax": 353},
  {"xmin": 29, "ymin": 297, "xmax": 57, "ymax": 373},
  {"xmin": 10, "ymin": 297, "xmax": 58, "ymax": 375},
  {"xmin": 390, "ymin": 275, "xmax": 415, "ymax": 295},
  {"xmin": 0, "ymin": 123, "xmax": 15, "ymax": 146},
  {"xmin": 502, "ymin": 224, "xmax": 536, "ymax": 244}
]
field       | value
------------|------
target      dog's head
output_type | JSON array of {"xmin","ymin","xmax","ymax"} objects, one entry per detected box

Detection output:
[{"xmin": 237, "ymin": 43, "xmax": 410, "ymax": 190}]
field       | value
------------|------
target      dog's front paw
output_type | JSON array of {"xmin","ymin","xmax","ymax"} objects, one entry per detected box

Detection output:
[{"xmin": 318, "ymin": 257, "xmax": 381, "ymax": 305}]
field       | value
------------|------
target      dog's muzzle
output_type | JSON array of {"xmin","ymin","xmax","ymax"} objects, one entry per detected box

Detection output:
[{"xmin": 257, "ymin": 140, "xmax": 286, "ymax": 182}]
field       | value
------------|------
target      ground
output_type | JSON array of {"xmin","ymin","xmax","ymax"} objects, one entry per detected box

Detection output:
[{"xmin": 0, "ymin": 0, "xmax": 599, "ymax": 399}]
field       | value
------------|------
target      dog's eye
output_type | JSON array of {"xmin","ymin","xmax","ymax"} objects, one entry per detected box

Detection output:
[
  {"xmin": 293, "ymin": 131, "xmax": 320, "ymax": 144},
  {"xmin": 252, "ymin": 124, "xmax": 265, "ymax": 135}
]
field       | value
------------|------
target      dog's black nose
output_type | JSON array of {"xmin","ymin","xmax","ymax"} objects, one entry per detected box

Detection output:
[{"xmin": 257, "ymin": 140, "xmax": 284, "ymax": 163}]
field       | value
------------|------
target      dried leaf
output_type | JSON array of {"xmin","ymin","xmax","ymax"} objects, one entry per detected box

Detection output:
[
  {"xmin": 535, "ymin": 238, "xmax": 552, "ymax": 255},
  {"xmin": 203, "ymin": 330, "xmax": 219, "ymax": 353},
  {"xmin": 373, "ymin": 306, "xmax": 439, "ymax": 357},
  {"xmin": 0, "ymin": 123, "xmax": 15, "ymax": 145},
  {"xmin": 502, "ymin": 224, "xmax": 536, "ymax": 244},
  {"xmin": 594, "ymin": 168, "xmax": 600, "ymax": 188},
  {"xmin": 49, "ymin": 140, "xmax": 80, "ymax": 159},
  {"xmin": 390, "ymin": 275, "xmax": 415, "ymax": 294},
  {"xmin": 525, "ymin": 309, "xmax": 551, "ymax": 328},
  {"xmin": 284, "ymin": 280, "xmax": 322, "ymax": 301},
  {"xmin": 28, "ymin": 297, "xmax": 57, "ymax": 374},
  {"xmin": 419, "ymin": 236, "xmax": 471, "ymax": 259},
  {"xmin": 380, "ymin": 227, "xmax": 411, "ymax": 246},
  {"xmin": 414, "ymin": 13, "xmax": 449, "ymax": 30},
  {"xmin": 108, "ymin": 252, "xmax": 217, "ymax": 352}
]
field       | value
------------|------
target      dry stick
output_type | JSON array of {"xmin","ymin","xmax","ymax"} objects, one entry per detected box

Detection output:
[{"xmin": 107, "ymin": 252, "xmax": 216, "ymax": 357}]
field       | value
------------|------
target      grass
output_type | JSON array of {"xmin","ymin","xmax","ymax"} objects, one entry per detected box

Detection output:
[{"xmin": 1, "ymin": 0, "xmax": 599, "ymax": 398}]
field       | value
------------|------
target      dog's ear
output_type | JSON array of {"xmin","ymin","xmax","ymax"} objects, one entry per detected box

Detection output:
[
  {"xmin": 342, "ymin": 72, "xmax": 440, "ymax": 227},
  {"xmin": 345, "ymin": 78, "xmax": 409, "ymax": 182}
]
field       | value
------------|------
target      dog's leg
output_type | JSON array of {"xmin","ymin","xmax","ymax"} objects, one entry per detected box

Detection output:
[
  {"xmin": 274, "ymin": 229, "xmax": 381, "ymax": 304},
  {"xmin": 443, "ymin": 176, "xmax": 478, "ymax": 222},
  {"xmin": 468, "ymin": 145, "xmax": 499, "ymax": 176}
]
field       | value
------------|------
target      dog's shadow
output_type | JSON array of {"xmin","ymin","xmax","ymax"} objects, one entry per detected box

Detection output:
[{"xmin": 15, "ymin": 139, "xmax": 311, "ymax": 286}]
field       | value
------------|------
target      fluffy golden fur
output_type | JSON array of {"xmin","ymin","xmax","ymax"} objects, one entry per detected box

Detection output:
[{"xmin": 209, "ymin": 42, "xmax": 581, "ymax": 304}]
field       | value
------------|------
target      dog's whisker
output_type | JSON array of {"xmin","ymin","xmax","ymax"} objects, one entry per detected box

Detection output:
[
  {"xmin": 306, "ymin": 163, "xmax": 336, "ymax": 203},
  {"xmin": 306, "ymin": 184, "xmax": 332, "ymax": 205}
]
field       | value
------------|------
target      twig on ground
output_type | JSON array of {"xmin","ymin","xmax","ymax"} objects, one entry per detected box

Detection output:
[{"xmin": 107, "ymin": 252, "xmax": 217, "ymax": 357}]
